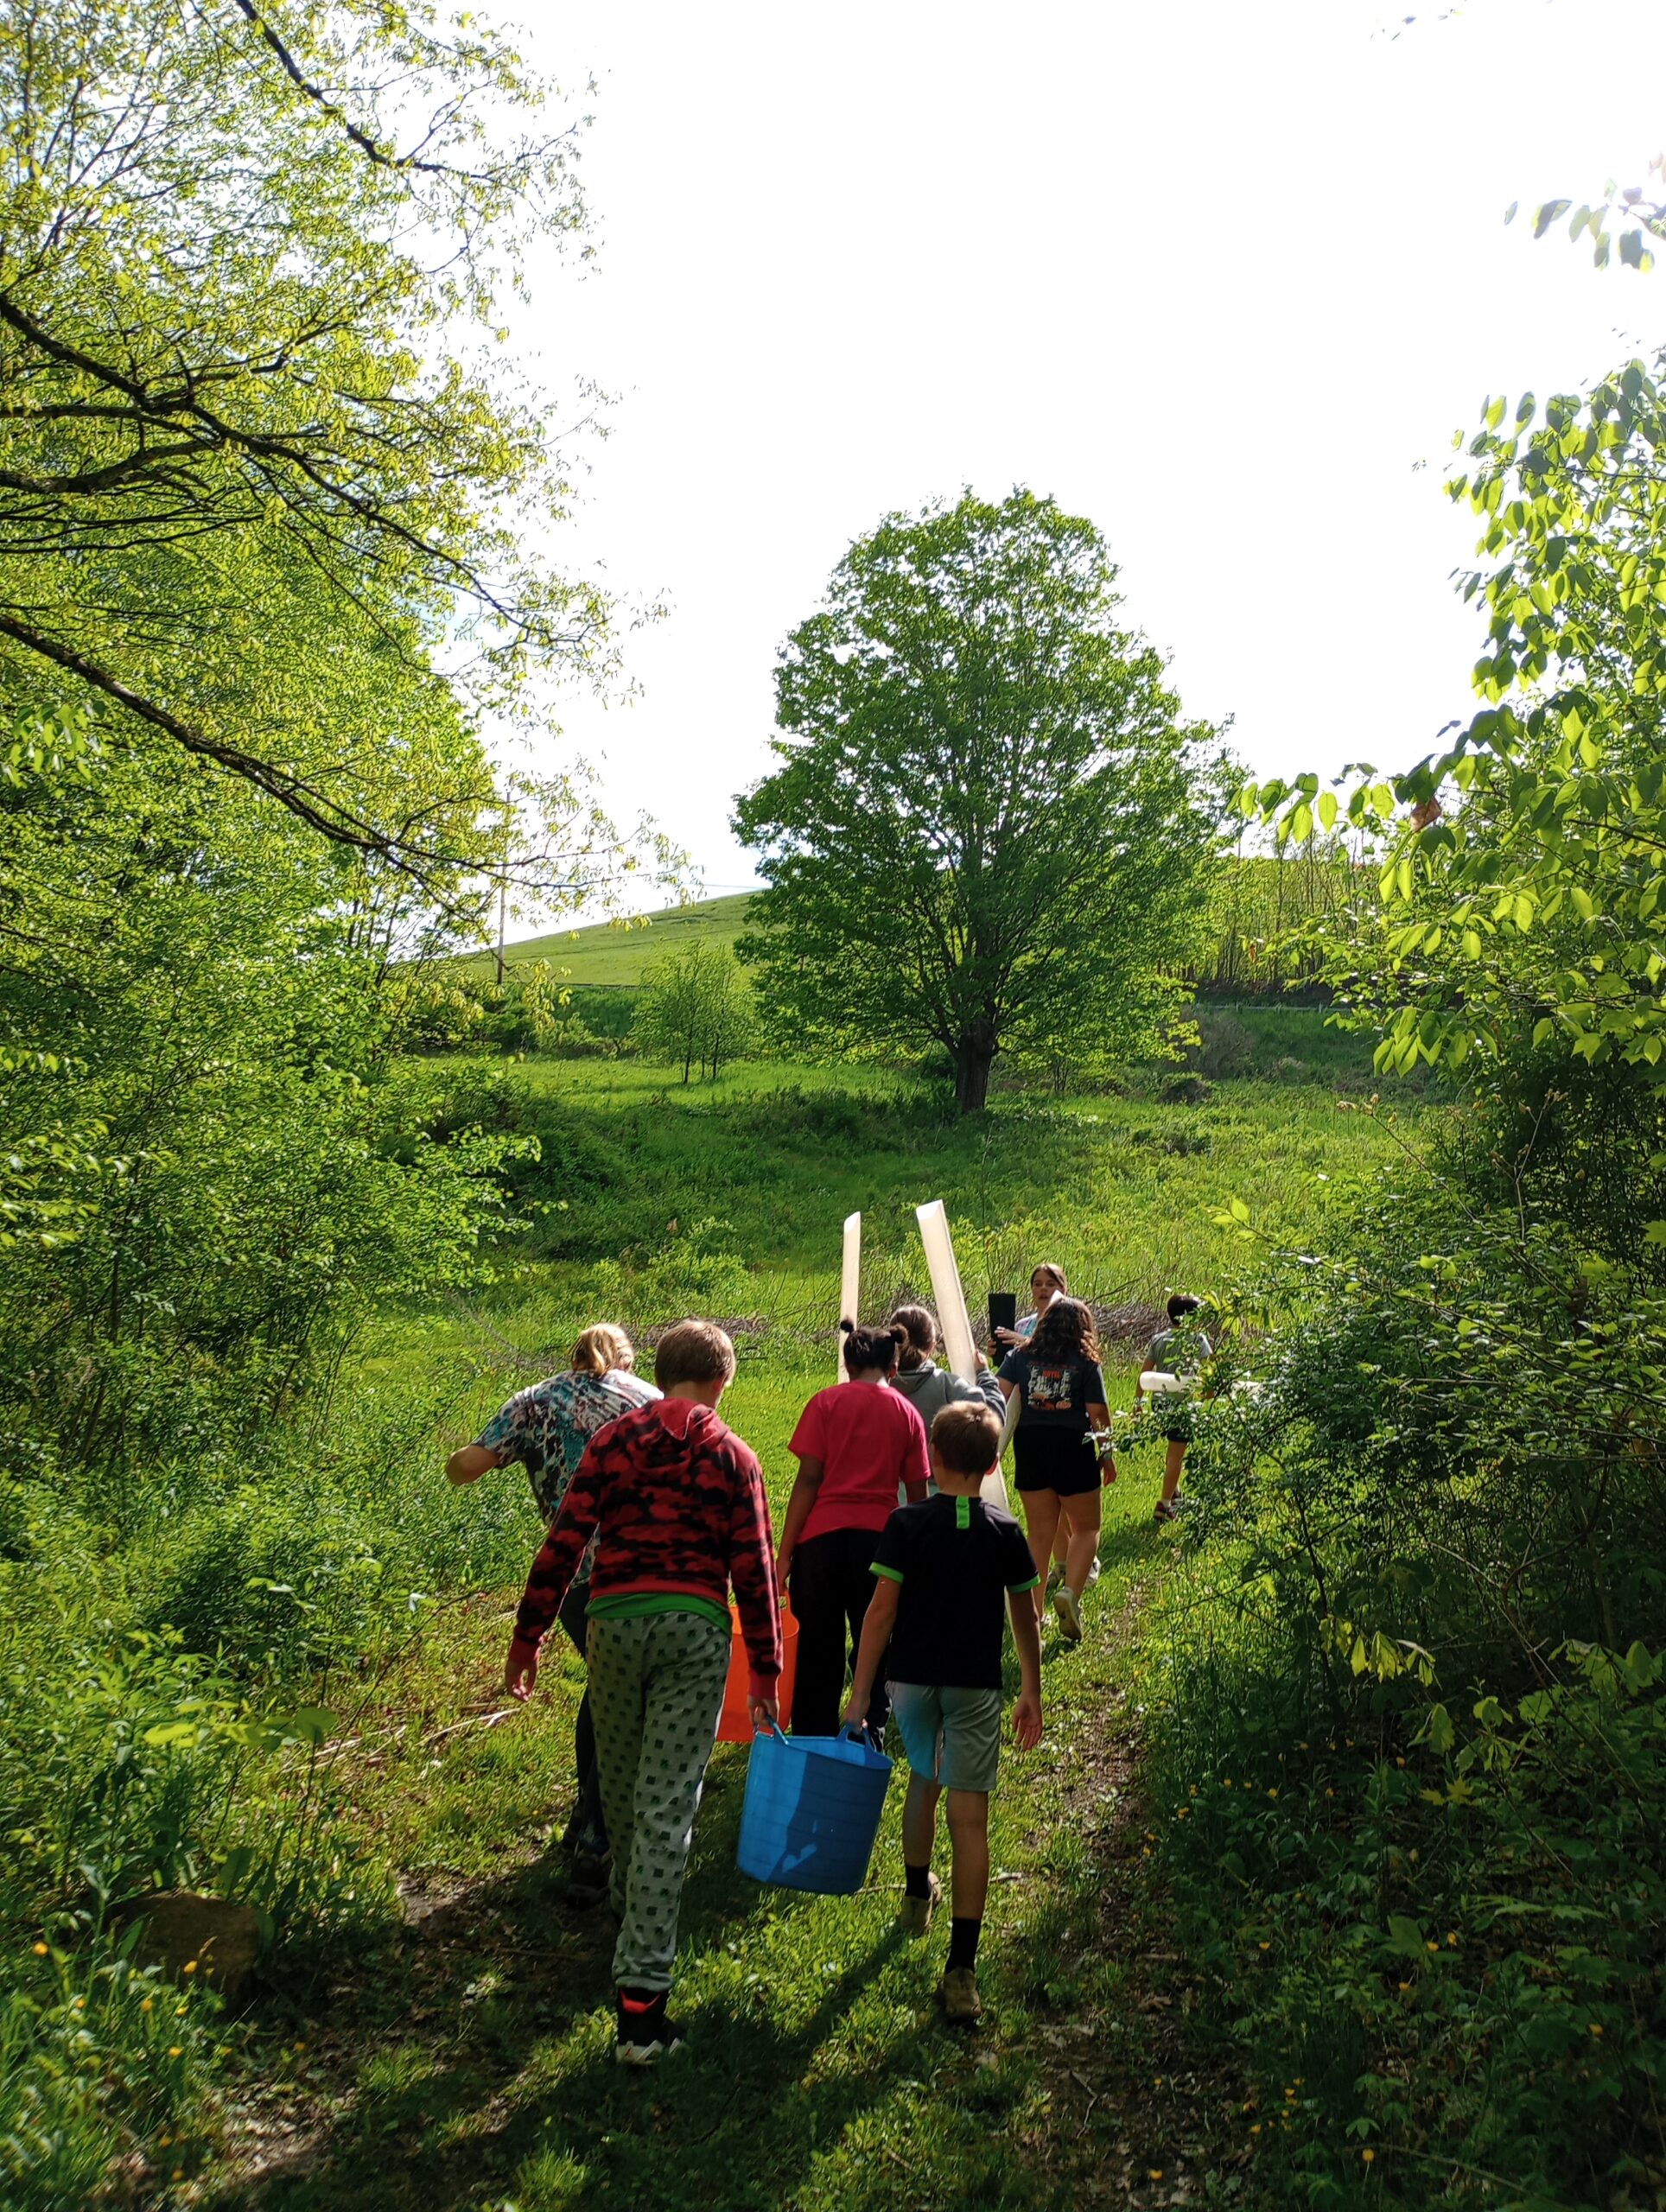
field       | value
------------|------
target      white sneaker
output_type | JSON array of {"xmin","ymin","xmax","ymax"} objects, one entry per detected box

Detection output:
[
  {"xmin": 1053, "ymin": 1584, "xmax": 1083, "ymax": 1641},
  {"xmin": 1086, "ymin": 1557, "xmax": 1102, "ymax": 1588}
]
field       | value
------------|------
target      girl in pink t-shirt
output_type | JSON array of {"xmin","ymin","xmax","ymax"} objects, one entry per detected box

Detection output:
[{"xmin": 776, "ymin": 1322, "xmax": 931, "ymax": 1739}]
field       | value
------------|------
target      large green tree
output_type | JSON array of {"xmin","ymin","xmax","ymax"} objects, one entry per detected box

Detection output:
[
  {"xmin": 0, "ymin": 0, "xmax": 608, "ymax": 883},
  {"xmin": 734, "ymin": 489, "xmax": 1228, "ymax": 1112}
]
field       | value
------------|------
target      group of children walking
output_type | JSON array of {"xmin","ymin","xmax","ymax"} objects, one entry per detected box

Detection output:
[{"xmin": 448, "ymin": 1277, "xmax": 1208, "ymax": 2064}]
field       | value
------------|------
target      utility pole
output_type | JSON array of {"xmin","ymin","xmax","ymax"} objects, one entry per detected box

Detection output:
[{"xmin": 495, "ymin": 793, "xmax": 512, "ymax": 987}]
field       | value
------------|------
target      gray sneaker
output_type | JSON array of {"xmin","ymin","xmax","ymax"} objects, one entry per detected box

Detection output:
[
  {"xmin": 939, "ymin": 1967, "xmax": 982, "ymax": 2025},
  {"xmin": 1053, "ymin": 1584, "xmax": 1083, "ymax": 1641},
  {"xmin": 897, "ymin": 1872, "xmax": 942, "ymax": 1937}
]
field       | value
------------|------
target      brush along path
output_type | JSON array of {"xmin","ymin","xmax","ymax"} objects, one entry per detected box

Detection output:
[{"xmin": 203, "ymin": 1471, "xmax": 1243, "ymax": 2212}]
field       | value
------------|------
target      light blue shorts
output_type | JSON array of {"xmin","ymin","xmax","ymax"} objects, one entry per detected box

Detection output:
[{"xmin": 889, "ymin": 1681, "xmax": 1002, "ymax": 1794}]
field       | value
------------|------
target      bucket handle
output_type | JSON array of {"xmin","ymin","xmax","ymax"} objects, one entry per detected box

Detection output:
[{"xmin": 752, "ymin": 1719, "xmax": 875, "ymax": 1749}]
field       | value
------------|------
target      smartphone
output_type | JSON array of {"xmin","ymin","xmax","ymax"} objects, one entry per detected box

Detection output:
[{"xmin": 989, "ymin": 1291, "xmax": 1017, "ymax": 1337}]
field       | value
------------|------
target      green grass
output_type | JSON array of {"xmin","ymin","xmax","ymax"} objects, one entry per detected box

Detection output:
[
  {"xmin": 14, "ymin": 1060, "xmax": 1415, "ymax": 2209},
  {"xmin": 203, "ymin": 1404, "xmax": 1206, "ymax": 2212},
  {"xmin": 461, "ymin": 893, "xmax": 754, "ymax": 987},
  {"xmin": 416, "ymin": 1057, "xmax": 1411, "ymax": 1385}
]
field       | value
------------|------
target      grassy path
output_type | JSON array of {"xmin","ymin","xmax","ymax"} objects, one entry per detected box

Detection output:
[{"xmin": 202, "ymin": 1459, "xmax": 1245, "ymax": 2212}]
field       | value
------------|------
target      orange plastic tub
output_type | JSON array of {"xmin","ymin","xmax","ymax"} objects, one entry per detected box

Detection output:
[{"xmin": 716, "ymin": 1601, "xmax": 798, "ymax": 1743}]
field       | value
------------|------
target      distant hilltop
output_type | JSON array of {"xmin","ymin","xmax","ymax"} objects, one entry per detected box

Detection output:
[{"xmin": 459, "ymin": 893, "xmax": 753, "ymax": 988}]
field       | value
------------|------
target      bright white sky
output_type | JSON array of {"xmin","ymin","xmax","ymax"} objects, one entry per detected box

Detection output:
[{"xmin": 511, "ymin": 0, "xmax": 1666, "ymax": 913}]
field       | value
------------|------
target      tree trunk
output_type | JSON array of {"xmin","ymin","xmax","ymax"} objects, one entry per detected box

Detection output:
[{"xmin": 953, "ymin": 1020, "xmax": 997, "ymax": 1115}]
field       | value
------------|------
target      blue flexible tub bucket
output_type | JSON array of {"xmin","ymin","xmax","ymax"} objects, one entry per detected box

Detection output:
[{"xmin": 736, "ymin": 1722, "xmax": 893, "ymax": 1895}]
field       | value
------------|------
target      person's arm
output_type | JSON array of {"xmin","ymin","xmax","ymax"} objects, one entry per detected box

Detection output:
[
  {"xmin": 445, "ymin": 1442, "xmax": 504, "ymax": 1485},
  {"xmin": 995, "ymin": 1348, "xmax": 1022, "ymax": 1407},
  {"xmin": 1006, "ymin": 1588, "xmax": 1044, "ymax": 1748},
  {"xmin": 900, "ymin": 1412, "xmax": 931, "ymax": 1505},
  {"xmin": 843, "ymin": 1575, "xmax": 900, "ymax": 1730},
  {"xmin": 728, "ymin": 1454, "xmax": 782, "ymax": 1725},
  {"xmin": 969, "ymin": 1367, "xmax": 1006, "ymax": 1416},
  {"xmin": 775, "ymin": 1455, "xmax": 823, "ymax": 1585},
  {"xmin": 1133, "ymin": 1357, "xmax": 1155, "ymax": 1416},
  {"xmin": 502, "ymin": 1445, "xmax": 604, "ymax": 1699}
]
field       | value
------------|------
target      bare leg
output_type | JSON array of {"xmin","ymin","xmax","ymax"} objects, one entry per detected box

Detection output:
[
  {"xmin": 903, "ymin": 1772, "xmax": 941, "ymax": 1872},
  {"xmin": 1161, "ymin": 1438, "xmax": 1186, "ymax": 1503},
  {"xmin": 1021, "ymin": 1488, "xmax": 1062, "ymax": 1620},
  {"xmin": 1060, "ymin": 1488, "xmax": 1102, "ymax": 1599},
  {"xmin": 945, "ymin": 1789, "xmax": 990, "ymax": 1919}
]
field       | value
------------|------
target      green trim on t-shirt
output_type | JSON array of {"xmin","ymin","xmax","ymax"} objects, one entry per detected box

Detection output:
[
  {"xmin": 955, "ymin": 1496, "xmax": 971, "ymax": 1529},
  {"xmin": 585, "ymin": 1592, "xmax": 730, "ymax": 1633},
  {"xmin": 1007, "ymin": 1573, "xmax": 1041, "ymax": 1592},
  {"xmin": 871, "ymin": 1563, "xmax": 905, "ymax": 1584}
]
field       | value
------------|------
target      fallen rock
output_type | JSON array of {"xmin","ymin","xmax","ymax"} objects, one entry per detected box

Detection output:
[{"xmin": 124, "ymin": 1891, "xmax": 261, "ymax": 2003}]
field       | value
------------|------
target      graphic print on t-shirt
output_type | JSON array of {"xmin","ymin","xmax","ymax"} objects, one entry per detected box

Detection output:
[{"xmin": 1026, "ymin": 1360, "xmax": 1078, "ymax": 1415}]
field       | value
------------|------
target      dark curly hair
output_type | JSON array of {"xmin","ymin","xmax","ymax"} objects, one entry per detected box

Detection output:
[
  {"xmin": 1027, "ymin": 1296, "xmax": 1101, "ymax": 1366},
  {"xmin": 840, "ymin": 1319, "xmax": 904, "ymax": 1374}
]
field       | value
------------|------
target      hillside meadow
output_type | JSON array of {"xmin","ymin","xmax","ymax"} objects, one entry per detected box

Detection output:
[{"xmin": 4, "ymin": 1028, "xmax": 1416, "ymax": 2212}]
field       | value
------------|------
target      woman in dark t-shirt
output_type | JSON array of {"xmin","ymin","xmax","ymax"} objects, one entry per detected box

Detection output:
[{"xmin": 996, "ymin": 1299, "xmax": 1112, "ymax": 1643}]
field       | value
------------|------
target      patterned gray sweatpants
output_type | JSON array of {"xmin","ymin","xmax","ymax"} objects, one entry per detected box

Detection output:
[{"xmin": 585, "ymin": 1609, "xmax": 730, "ymax": 1993}]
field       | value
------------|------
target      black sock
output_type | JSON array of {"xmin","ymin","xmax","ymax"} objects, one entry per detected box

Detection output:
[
  {"xmin": 905, "ymin": 1861, "xmax": 932, "ymax": 1900},
  {"xmin": 947, "ymin": 1916, "xmax": 982, "ymax": 1974}
]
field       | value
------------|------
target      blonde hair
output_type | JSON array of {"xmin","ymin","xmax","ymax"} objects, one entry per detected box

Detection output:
[{"xmin": 571, "ymin": 1324, "xmax": 633, "ymax": 1377}]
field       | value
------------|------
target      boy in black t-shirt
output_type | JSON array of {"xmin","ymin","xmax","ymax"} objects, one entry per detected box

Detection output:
[{"xmin": 843, "ymin": 1402, "xmax": 1043, "ymax": 2025}]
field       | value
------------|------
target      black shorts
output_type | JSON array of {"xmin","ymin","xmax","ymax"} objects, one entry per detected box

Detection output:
[{"xmin": 1013, "ymin": 1425, "xmax": 1099, "ymax": 1497}]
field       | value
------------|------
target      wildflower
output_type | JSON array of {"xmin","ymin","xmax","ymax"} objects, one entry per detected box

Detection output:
[
  {"xmin": 1299, "ymin": 1740, "xmax": 1309, "ymax": 1750},
  {"xmin": 168, "ymin": 2045, "xmax": 183, "ymax": 2057},
  {"xmin": 1362, "ymin": 2148, "xmax": 1376, "ymax": 2164},
  {"xmin": 1395, "ymin": 1758, "xmax": 1406, "ymax": 1769},
  {"xmin": 1588, "ymin": 2023, "xmax": 1604, "ymax": 2037},
  {"xmin": 141, "ymin": 1999, "xmax": 153, "ymax": 2013},
  {"xmin": 1268, "ymin": 1788, "xmax": 1278, "ymax": 1798},
  {"xmin": 1325, "ymin": 1787, "xmax": 1335, "ymax": 1797},
  {"xmin": 1397, "ymin": 1980, "xmax": 1410, "ymax": 1993},
  {"xmin": 1148, "ymin": 2171, "xmax": 1163, "ymax": 2182},
  {"xmin": 1177, "ymin": 1808, "xmax": 1189, "ymax": 1819},
  {"xmin": 1446, "ymin": 1932, "xmax": 1458, "ymax": 1947},
  {"xmin": 1283, "ymin": 2088, "xmax": 1295, "ymax": 2101},
  {"xmin": 175, "ymin": 2004, "xmax": 188, "ymax": 2016},
  {"xmin": 183, "ymin": 1960, "xmax": 198, "ymax": 1974},
  {"xmin": 30, "ymin": 1942, "xmax": 48, "ymax": 1957},
  {"xmin": 1251, "ymin": 2122, "xmax": 1262, "ymax": 2134},
  {"xmin": 1258, "ymin": 1941, "xmax": 1270, "ymax": 1951},
  {"xmin": 1426, "ymin": 1942, "xmax": 1439, "ymax": 1954},
  {"xmin": 173, "ymin": 2171, "xmax": 184, "ymax": 2183}
]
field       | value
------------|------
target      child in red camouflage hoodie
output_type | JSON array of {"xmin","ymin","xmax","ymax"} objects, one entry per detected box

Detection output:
[{"xmin": 504, "ymin": 1319, "xmax": 780, "ymax": 2067}]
